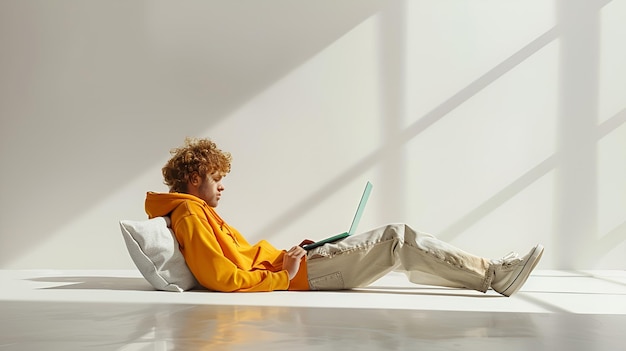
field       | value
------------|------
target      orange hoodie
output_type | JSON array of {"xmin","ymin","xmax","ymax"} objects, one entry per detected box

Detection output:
[{"xmin": 145, "ymin": 192, "xmax": 309, "ymax": 292}]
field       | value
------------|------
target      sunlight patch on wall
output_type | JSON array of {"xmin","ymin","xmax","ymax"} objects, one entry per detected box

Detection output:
[
  {"xmin": 598, "ymin": 0, "xmax": 626, "ymax": 123},
  {"xmin": 596, "ymin": 0, "xmax": 626, "ymax": 266},
  {"xmin": 598, "ymin": 123, "xmax": 626, "ymax": 240},
  {"xmin": 404, "ymin": 0, "xmax": 556, "ymax": 127},
  {"xmin": 597, "ymin": 0, "xmax": 626, "ymax": 251},
  {"xmin": 403, "ymin": 38, "xmax": 559, "ymax": 239}
]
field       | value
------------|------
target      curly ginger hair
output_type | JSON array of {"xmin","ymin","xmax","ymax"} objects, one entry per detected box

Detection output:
[{"xmin": 162, "ymin": 137, "xmax": 232, "ymax": 193}]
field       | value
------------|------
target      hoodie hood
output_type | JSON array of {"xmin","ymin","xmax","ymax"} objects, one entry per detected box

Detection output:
[{"xmin": 145, "ymin": 192, "xmax": 205, "ymax": 218}]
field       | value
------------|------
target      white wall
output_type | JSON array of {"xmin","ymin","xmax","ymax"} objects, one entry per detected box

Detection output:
[{"xmin": 1, "ymin": 0, "xmax": 624, "ymax": 270}]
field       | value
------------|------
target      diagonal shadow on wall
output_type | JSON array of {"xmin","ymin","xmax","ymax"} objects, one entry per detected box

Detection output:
[
  {"xmin": 259, "ymin": 0, "xmax": 624, "ymax": 270},
  {"xmin": 256, "ymin": 19, "xmax": 562, "ymax": 240},
  {"xmin": 0, "ymin": 0, "xmax": 389, "ymax": 267}
]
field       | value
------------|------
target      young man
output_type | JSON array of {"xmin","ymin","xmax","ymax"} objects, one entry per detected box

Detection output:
[{"xmin": 145, "ymin": 137, "xmax": 544, "ymax": 296}]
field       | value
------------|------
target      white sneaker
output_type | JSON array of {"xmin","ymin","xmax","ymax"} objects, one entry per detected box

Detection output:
[{"xmin": 491, "ymin": 244, "xmax": 544, "ymax": 297}]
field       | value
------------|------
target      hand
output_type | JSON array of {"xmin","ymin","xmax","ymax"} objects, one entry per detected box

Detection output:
[{"xmin": 283, "ymin": 246, "xmax": 307, "ymax": 280}]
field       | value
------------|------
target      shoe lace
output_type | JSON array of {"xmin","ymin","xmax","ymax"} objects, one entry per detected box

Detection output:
[{"xmin": 493, "ymin": 251, "xmax": 521, "ymax": 266}]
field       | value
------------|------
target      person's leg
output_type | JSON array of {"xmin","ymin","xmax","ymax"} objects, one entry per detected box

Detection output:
[{"xmin": 306, "ymin": 224, "xmax": 493, "ymax": 292}]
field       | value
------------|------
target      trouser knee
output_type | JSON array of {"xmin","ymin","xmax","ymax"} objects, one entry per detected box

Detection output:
[{"xmin": 381, "ymin": 223, "xmax": 423, "ymax": 248}]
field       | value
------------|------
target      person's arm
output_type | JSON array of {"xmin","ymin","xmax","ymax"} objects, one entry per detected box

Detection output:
[{"xmin": 174, "ymin": 213, "xmax": 290, "ymax": 292}]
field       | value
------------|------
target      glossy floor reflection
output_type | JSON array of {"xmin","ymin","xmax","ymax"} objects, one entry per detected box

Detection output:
[{"xmin": 1, "ymin": 270, "xmax": 625, "ymax": 350}]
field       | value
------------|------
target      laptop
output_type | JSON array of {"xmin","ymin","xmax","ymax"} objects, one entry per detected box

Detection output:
[{"xmin": 302, "ymin": 181, "xmax": 373, "ymax": 250}]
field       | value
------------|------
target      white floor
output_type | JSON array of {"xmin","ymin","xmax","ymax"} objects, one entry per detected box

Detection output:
[{"xmin": 1, "ymin": 270, "xmax": 625, "ymax": 350}]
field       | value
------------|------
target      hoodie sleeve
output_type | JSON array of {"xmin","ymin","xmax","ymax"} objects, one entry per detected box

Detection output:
[{"xmin": 172, "ymin": 210, "xmax": 291, "ymax": 292}]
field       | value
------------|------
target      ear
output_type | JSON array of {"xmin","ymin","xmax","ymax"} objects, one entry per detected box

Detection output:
[{"xmin": 189, "ymin": 172, "xmax": 202, "ymax": 187}]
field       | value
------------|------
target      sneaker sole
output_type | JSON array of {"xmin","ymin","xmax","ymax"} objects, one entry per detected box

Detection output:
[{"xmin": 500, "ymin": 244, "xmax": 544, "ymax": 297}]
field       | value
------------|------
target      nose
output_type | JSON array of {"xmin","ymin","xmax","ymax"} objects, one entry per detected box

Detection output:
[{"xmin": 217, "ymin": 181, "xmax": 225, "ymax": 191}]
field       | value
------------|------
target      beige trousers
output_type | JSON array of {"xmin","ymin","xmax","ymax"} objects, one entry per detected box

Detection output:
[{"xmin": 306, "ymin": 224, "xmax": 494, "ymax": 292}]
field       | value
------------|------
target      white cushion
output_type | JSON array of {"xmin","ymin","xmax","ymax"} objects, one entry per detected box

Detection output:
[{"xmin": 119, "ymin": 217, "xmax": 199, "ymax": 292}]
